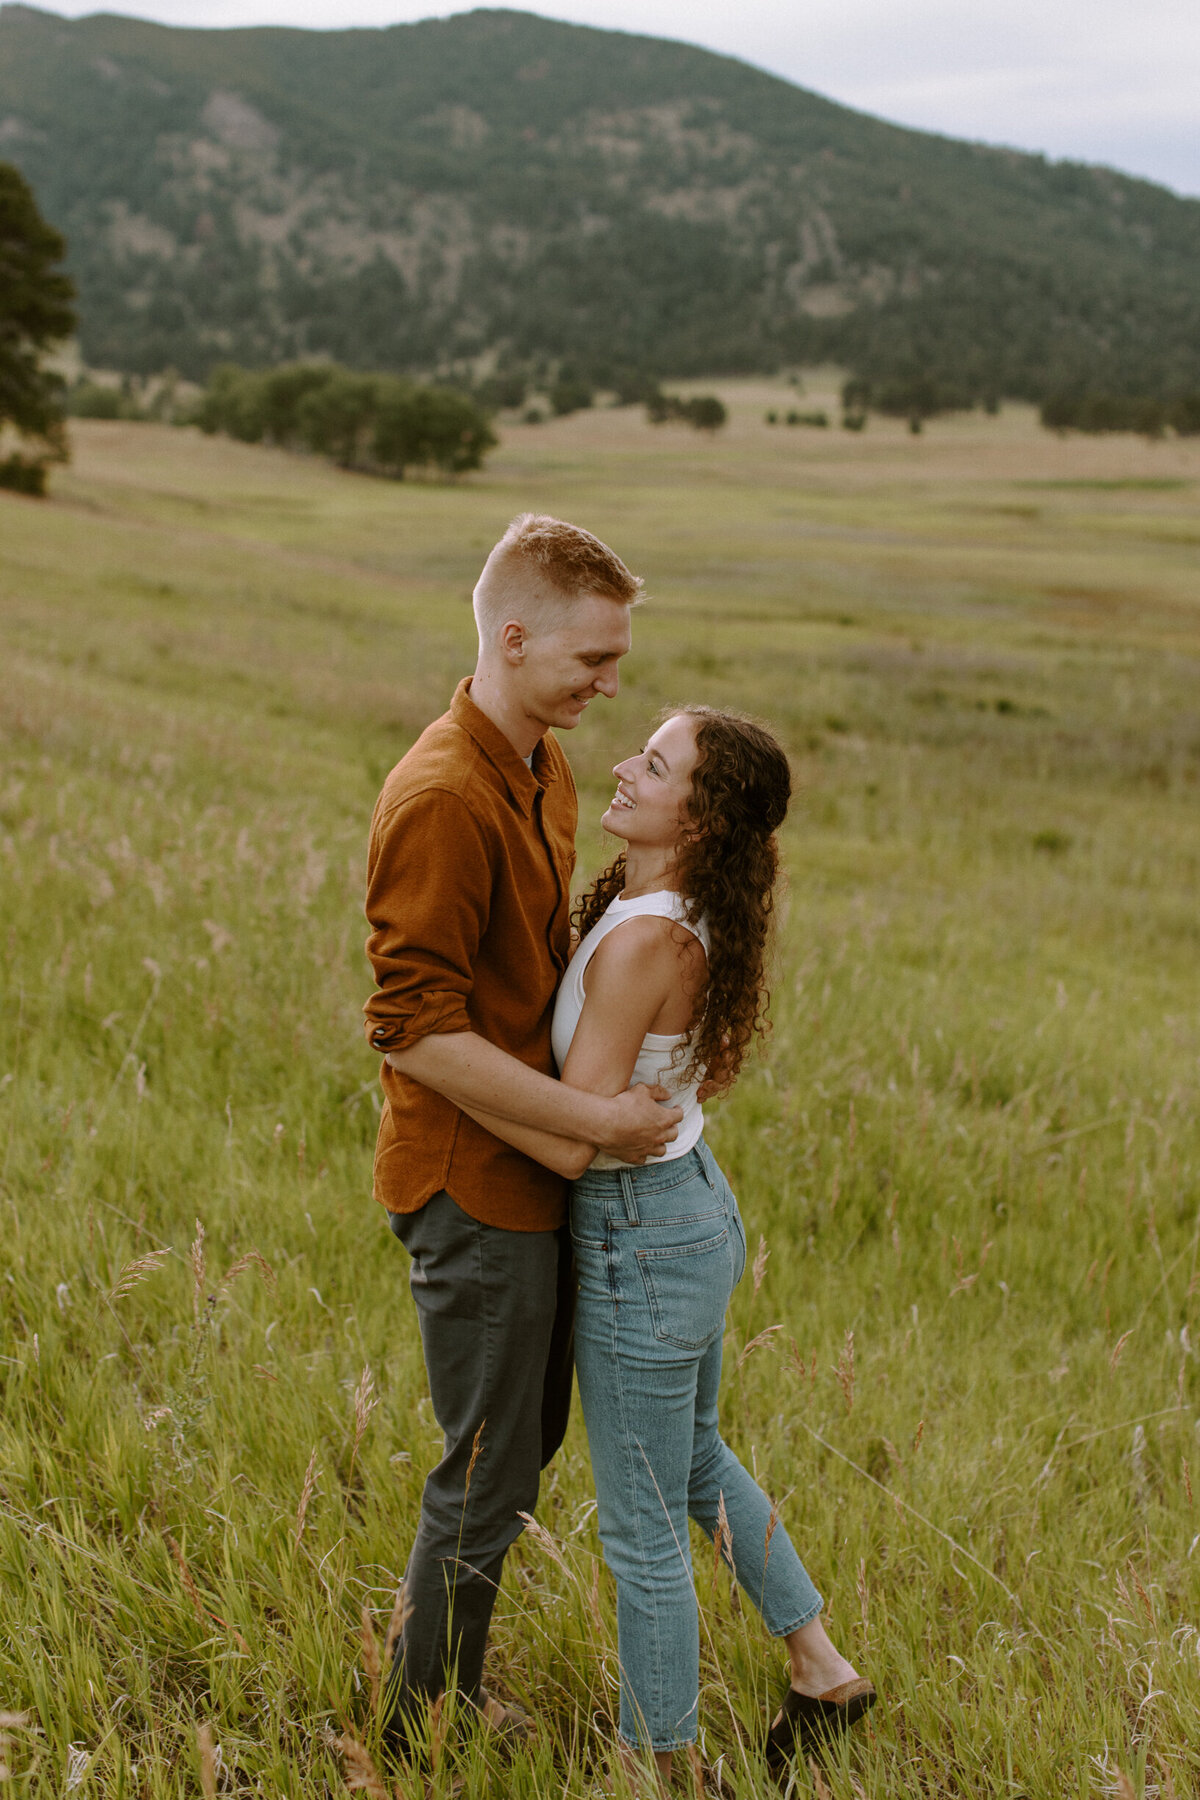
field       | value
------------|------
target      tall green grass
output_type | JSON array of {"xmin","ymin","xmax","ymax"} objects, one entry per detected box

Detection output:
[{"xmin": 1, "ymin": 405, "xmax": 1198, "ymax": 1796}]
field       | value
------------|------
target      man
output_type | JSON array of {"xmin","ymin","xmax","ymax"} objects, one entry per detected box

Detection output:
[{"xmin": 363, "ymin": 513, "xmax": 681, "ymax": 1749}]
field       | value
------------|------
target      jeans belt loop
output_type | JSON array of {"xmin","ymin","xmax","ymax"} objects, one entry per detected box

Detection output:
[
  {"xmin": 697, "ymin": 1139, "xmax": 717, "ymax": 1195},
  {"xmin": 618, "ymin": 1166, "xmax": 640, "ymax": 1225}
]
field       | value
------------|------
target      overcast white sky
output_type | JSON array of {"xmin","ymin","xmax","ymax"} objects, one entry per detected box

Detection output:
[{"xmin": 37, "ymin": 0, "xmax": 1200, "ymax": 197}]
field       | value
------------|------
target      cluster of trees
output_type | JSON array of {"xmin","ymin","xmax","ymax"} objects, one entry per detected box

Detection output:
[
  {"xmin": 766, "ymin": 408, "xmax": 829, "ymax": 427},
  {"xmin": 841, "ymin": 375, "xmax": 996, "ymax": 426},
  {"xmin": 1040, "ymin": 391, "xmax": 1200, "ymax": 438},
  {"xmin": 68, "ymin": 375, "xmax": 183, "ymax": 421},
  {"xmin": 645, "ymin": 390, "xmax": 727, "ymax": 431},
  {"xmin": 0, "ymin": 162, "xmax": 75, "ymax": 495},
  {"xmin": 195, "ymin": 362, "xmax": 496, "ymax": 477},
  {"xmin": 474, "ymin": 366, "xmax": 665, "ymax": 420}
]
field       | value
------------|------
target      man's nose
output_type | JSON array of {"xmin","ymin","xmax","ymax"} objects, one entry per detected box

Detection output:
[{"xmin": 593, "ymin": 663, "xmax": 619, "ymax": 699}]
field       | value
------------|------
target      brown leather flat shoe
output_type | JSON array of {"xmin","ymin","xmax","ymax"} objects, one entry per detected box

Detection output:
[
  {"xmin": 765, "ymin": 1678, "xmax": 876, "ymax": 1770},
  {"xmin": 476, "ymin": 1686, "xmax": 534, "ymax": 1742}
]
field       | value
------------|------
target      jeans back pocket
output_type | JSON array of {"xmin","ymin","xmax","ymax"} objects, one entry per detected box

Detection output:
[{"xmin": 636, "ymin": 1230, "xmax": 733, "ymax": 1351}]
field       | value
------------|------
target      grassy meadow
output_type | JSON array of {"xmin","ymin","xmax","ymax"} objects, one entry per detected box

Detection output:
[{"xmin": 1, "ymin": 381, "xmax": 1199, "ymax": 1798}]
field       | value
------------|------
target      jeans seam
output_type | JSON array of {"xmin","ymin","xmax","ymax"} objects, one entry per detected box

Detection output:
[{"xmin": 610, "ymin": 1304, "xmax": 667, "ymax": 1746}]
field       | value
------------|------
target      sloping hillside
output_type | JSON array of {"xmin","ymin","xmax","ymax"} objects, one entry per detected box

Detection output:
[{"xmin": 2, "ymin": 3, "xmax": 1198, "ymax": 395}]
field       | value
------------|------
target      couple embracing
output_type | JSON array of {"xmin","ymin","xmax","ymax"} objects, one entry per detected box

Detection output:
[{"xmin": 363, "ymin": 514, "xmax": 875, "ymax": 1784}]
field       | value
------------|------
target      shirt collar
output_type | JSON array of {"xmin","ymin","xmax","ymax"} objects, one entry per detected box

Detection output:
[{"xmin": 451, "ymin": 677, "xmax": 558, "ymax": 817}]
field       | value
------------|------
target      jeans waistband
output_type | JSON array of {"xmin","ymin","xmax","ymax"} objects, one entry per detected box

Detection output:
[{"xmin": 572, "ymin": 1144, "xmax": 709, "ymax": 1204}]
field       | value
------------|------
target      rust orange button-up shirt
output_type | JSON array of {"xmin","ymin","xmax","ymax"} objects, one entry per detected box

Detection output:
[{"xmin": 363, "ymin": 678, "xmax": 577, "ymax": 1232}]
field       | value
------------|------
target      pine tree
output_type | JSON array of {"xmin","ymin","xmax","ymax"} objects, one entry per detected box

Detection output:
[{"xmin": 0, "ymin": 162, "xmax": 76, "ymax": 491}]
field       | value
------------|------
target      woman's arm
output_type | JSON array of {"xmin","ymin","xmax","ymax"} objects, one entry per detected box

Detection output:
[
  {"xmin": 451, "ymin": 920, "xmax": 676, "ymax": 1178},
  {"xmin": 559, "ymin": 916, "xmax": 704, "ymax": 1094},
  {"xmin": 433, "ymin": 918, "xmax": 703, "ymax": 1181}
]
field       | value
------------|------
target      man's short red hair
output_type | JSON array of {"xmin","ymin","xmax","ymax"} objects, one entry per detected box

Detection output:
[{"xmin": 491, "ymin": 513, "xmax": 643, "ymax": 604}]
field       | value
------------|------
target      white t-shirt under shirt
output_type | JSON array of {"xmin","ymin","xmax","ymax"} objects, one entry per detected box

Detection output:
[{"xmin": 550, "ymin": 889, "xmax": 710, "ymax": 1171}]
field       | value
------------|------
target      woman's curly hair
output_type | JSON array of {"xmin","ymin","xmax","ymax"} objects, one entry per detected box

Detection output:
[{"xmin": 573, "ymin": 707, "xmax": 792, "ymax": 1087}]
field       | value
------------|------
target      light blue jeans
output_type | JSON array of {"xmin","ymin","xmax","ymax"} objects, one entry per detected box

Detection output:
[{"xmin": 571, "ymin": 1140, "xmax": 823, "ymax": 1751}]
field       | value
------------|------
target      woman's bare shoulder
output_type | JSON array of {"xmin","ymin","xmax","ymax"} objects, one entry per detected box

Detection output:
[{"xmin": 584, "ymin": 913, "xmax": 706, "ymax": 996}]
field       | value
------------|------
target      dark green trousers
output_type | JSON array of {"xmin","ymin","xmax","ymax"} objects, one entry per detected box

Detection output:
[{"xmin": 383, "ymin": 1190, "xmax": 574, "ymax": 1732}]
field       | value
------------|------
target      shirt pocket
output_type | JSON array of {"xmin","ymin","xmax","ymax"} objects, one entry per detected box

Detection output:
[{"xmin": 636, "ymin": 1229, "xmax": 733, "ymax": 1352}]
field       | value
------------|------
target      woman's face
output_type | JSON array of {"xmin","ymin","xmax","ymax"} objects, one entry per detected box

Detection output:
[{"xmin": 602, "ymin": 713, "xmax": 701, "ymax": 850}]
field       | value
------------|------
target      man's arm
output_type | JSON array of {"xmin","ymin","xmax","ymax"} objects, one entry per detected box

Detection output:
[
  {"xmin": 456, "ymin": 1100, "xmax": 594, "ymax": 1181},
  {"xmin": 365, "ymin": 781, "xmax": 679, "ymax": 1164},
  {"xmin": 386, "ymin": 1032, "xmax": 681, "ymax": 1164},
  {"xmin": 363, "ymin": 787, "xmax": 490, "ymax": 1056}
]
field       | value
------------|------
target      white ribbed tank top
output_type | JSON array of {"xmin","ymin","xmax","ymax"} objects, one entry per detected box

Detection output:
[{"xmin": 551, "ymin": 889, "xmax": 710, "ymax": 1171}]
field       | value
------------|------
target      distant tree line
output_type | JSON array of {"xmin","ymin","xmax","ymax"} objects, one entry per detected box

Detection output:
[
  {"xmin": 472, "ymin": 367, "xmax": 727, "ymax": 431},
  {"xmin": 1039, "ymin": 391, "xmax": 1200, "ymax": 438},
  {"xmin": 194, "ymin": 362, "xmax": 496, "ymax": 478},
  {"xmin": 839, "ymin": 375, "xmax": 999, "ymax": 431}
]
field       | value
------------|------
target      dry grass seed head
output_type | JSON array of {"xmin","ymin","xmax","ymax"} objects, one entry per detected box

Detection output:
[
  {"xmin": 427, "ymin": 1693, "xmax": 446, "ymax": 1774},
  {"xmin": 353, "ymin": 1364, "xmax": 377, "ymax": 1449},
  {"xmin": 294, "ymin": 1445, "xmax": 319, "ymax": 1547},
  {"xmin": 337, "ymin": 1733, "xmax": 390, "ymax": 1799},
  {"xmin": 714, "ymin": 1489, "xmax": 735, "ymax": 1583},
  {"xmin": 190, "ymin": 1219, "xmax": 206, "ymax": 1318},
  {"xmin": 836, "ymin": 1330, "xmax": 856, "ymax": 1412},
  {"xmin": 517, "ymin": 1509, "xmax": 572, "ymax": 1579},
  {"xmin": 463, "ymin": 1418, "xmax": 485, "ymax": 1500},
  {"xmin": 197, "ymin": 1724, "xmax": 217, "ymax": 1800},
  {"xmin": 686, "ymin": 1741, "xmax": 705, "ymax": 1800},
  {"xmin": 219, "ymin": 1248, "xmax": 276, "ymax": 1294},
  {"xmin": 359, "ymin": 1606, "xmax": 382, "ymax": 1711},
  {"xmin": 384, "ymin": 1582, "xmax": 411, "ymax": 1664},
  {"xmin": 109, "ymin": 1248, "xmax": 170, "ymax": 1302},
  {"xmin": 737, "ymin": 1324, "xmax": 784, "ymax": 1370},
  {"xmin": 167, "ymin": 1534, "xmax": 205, "ymax": 1623},
  {"xmin": 0, "ymin": 1712, "xmax": 28, "ymax": 1786}
]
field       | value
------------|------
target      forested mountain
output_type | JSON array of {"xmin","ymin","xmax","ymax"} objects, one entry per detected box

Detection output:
[{"xmin": 2, "ymin": 2, "xmax": 1199, "ymax": 397}]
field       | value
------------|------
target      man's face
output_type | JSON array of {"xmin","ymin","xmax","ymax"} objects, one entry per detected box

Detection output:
[{"xmin": 514, "ymin": 593, "xmax": 633, "ymax": 734}]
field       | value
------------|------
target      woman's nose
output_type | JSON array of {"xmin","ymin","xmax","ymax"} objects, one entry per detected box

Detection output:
[{"xmin": 613, "ymin": 757, "xmax": 635, "ymax": 779}]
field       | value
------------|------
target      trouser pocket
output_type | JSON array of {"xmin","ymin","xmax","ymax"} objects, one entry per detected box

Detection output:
[
  {"xmin": 637, "ymin": 1229, "xmax": 733, "ymax": 1350},
  {"xmin": 730, "ymin": 1204, "xmax": 747, "ymax": 1287}
]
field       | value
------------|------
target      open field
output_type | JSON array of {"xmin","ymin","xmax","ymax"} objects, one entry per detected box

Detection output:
[{"xmin": 2, "ymin": 387, "xmax": 1199, "ymax": 1797}]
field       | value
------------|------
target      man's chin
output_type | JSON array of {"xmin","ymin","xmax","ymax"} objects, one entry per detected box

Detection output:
[{"xmin": 549, "ymin": 699, "xmax": 590, "ymax": 730}]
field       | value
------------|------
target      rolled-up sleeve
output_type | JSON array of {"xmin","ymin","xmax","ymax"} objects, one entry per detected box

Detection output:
[{"xmin": 362, "ymin": 787, "xmax": 491, "ymax": 1054}]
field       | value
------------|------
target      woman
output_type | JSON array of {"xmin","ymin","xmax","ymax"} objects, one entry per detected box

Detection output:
[{"xmin": 470, "ymin": 707, "xmax": 874, "ymax": 1781}]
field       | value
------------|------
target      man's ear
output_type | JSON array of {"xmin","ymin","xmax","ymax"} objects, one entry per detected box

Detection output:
[{"xmin": 499, "ymin": 619, "xmax": 526, "ymax": 663}]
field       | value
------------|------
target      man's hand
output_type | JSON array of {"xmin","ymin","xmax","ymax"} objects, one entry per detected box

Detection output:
[{"xmin": 597, "ymin": 1083, "xmax": 683, "ymax": 1164}]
